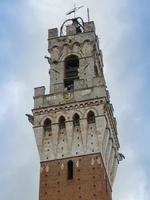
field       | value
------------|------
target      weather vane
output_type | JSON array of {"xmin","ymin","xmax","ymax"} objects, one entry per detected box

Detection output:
[{"xmin": 66, "ymin": 3, "xmax": 84, "ymax": 18}]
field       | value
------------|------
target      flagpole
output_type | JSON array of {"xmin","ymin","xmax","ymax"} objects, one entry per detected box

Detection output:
[{"xmin": 74, "ymin": 2, "xmax": 76, "ymax": 18}]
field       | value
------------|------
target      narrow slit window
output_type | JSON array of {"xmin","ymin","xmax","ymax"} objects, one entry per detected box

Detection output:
[
  {"xmin": 59, "ymin": 116, "xmax": 66, "ymax": 129},
  {"xmin": 73, "ymin": 113, "xmax": 80, "ymax": 127},
  {"xmin": 67, "ymin": 160, "xmax": 73, "ymax": 180}
]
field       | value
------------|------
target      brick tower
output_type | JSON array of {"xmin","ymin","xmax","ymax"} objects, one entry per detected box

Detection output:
[{"xmin": 28, "ymin": 16, "xmax": 121, "ymax": 200}]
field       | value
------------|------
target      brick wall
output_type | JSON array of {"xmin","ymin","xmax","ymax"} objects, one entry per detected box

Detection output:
[{"xmin": 39, "ymin": 154, "xmax": 112, "ymax": 200}]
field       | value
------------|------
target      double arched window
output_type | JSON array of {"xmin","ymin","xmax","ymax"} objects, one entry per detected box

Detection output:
[{"xmin": 64, "ymin": 55, "xmax": 79, "ymax": 90}]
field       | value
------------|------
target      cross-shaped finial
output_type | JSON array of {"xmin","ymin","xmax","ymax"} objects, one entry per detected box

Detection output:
[{"xmin": 66, "ymin": 3, "xmax": 84, "ymax": 18}]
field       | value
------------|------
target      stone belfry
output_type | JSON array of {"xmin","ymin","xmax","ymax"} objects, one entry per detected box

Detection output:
[{"xmin": 28, "ymin": 15, "xmax": 121, "ymax": 200}]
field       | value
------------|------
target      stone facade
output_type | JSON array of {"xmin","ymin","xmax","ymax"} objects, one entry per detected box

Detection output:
[{"xmin": 29, "ymin": 19, "xmax": 120, "ymax": 200}]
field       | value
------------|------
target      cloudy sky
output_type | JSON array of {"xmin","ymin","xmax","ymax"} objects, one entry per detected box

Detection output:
[{"xmin": 0, "ymin": 0, "xmax": 150, "ymax": 199}]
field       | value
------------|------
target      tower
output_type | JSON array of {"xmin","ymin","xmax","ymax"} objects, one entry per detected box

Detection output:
[{"xmin": 28, "ymin": 16, "xmax": 121, "ymax": 200}]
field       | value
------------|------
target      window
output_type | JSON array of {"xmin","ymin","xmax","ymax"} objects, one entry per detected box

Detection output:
[
  {"xmin": 87, "ymin": 111, "xmax": 95, "ymax": 124},
  {"xmin": 73, "ymin": 113, "xmax": 80, "ymax": 126},
  {"xmin": 43, "ymin": 118, "xmax": 52, "ymax": 132},
  {"xmin": 64, "ymin": 55, "xmax": 79, "ymax": 90},
  {"xmin": 67, "ymin": 160, "xmax": 73, "ymax": 180},
  {"xmin": 59, "ymin": 116, "xmax": 66, "ymax": 129}
]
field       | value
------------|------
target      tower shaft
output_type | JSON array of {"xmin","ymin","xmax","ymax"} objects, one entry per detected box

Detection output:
[{"xmin": 30, "ymin": 18, "xmax": 120, "ymax": 200}]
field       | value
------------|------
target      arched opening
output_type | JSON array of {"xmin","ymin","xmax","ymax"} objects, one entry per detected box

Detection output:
[
  {"xmin": 67, "ymin": 160, "xmax": 73, "ymax": 180},
  {"xmin": 59, "ymin": 116, "xmax": 66, "ymax": 129},
  {"xmin": 43, "ymin": 118, "xmax": 52, "ymax": 132},
  {"xmin": 64, "ymin": 55, "xmax": 79, "ymax": 90},
  {"xmin": 87, "ymin": 111, "xmax": 95, "ymax": 124},
  {"xmin": 73, "ymin": 113, "xmax": 80, "ymax": 126}
]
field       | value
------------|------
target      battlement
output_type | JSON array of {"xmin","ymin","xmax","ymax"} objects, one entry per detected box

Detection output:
[
  {"xmin": 48, "ymin": 28, "xmax": 58, "ymax": 39},
  {"xmin": 66, "ymin": 21, "xmax": 95, "ymax": 36},
  {"xmin": 84, "ymin": 21, "xmax": 95, "ymax": 32},
  {"xmin": 33, "ymin": 83, "xmax": 107, "ymax": 109},
  {"xmin": 34, "ymin": 86, "xmax": 45, "ymax": 97},
  {"xmin": 48, "ymin": 21, "xmax": 95, "ymax": 39}
]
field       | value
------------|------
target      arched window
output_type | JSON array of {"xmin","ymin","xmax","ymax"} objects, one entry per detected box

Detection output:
[
  {"xmin": 43, "ymin": 118, "xmax": 52, "ymax": 131},
  {"xmin": 87, "ymin": 111, "xmax": 95, "ymax": 124},
  {"xmin": 73, "ymin": 113, "xmax": 80, "ymax": 126},
  {"xmin": 64, "ymin": 55, "xmax": 79, "ymax": 90},
  {"xmin": 67, "ymin": 160, "xmax": 73, "ymax": 180},
  {"xmin": 59, "ymin": 116, "xmax": 66, "ymax": 129}
]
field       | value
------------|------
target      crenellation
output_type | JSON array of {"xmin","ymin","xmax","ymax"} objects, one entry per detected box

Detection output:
[
  {"xmin": 84, "ymin": 21, "xmax": 95, "ymax": 32},
  {"xmin": 34, "ymin": 86, "xmax": 45, "ymax": 97},
  {"xmin": 66, "ymin": 25, "xmax": 76, "ymax": 35},
  {"xmin": 48, "ymin": 28, "xmax": 58, "ymax": 39},
  {"xmin": 33, "ymin": 88, "xmax": 108, "ymax": 109}
]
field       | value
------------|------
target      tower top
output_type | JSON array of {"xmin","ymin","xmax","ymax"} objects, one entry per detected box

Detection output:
[
  {"xmin": 48, "ymin": 18, "xmax": 95, "ymax": 39},
  {"xmin": 60, "ymin": 17, "xmax": 85, "ymax": 36}
]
